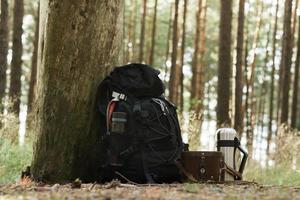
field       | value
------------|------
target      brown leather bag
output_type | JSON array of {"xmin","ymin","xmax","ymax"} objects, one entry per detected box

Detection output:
[{"xmin": 179, "ymin": 151, "xmax": 242, "ymax": 182}]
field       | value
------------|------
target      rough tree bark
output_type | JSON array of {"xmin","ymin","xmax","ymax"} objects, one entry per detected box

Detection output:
[
  {"xmin": 279, "ymin": 0, "xmax": 293, "ymax": 124},
  {"xmin": 168, "ymin": 0, "xmax": 180, "ymax": 104},
  {"xmin": 291, "ymin": 15, "xmax": 300, "ymax": 129},
  {"xmin": 27, "ymin": 4, "xmax": 40, "ymax": 113},
  {"xmin": 9, "ymin": 0, "xmax": 24, "ymax": 115},
  {"xmin": 217, "ymin": 0, "xmax": 232, "ymax": 127},
  {"xmin": 148, "ymin": 0, "xmax": 158, "ymax": 65},
  {"xmin": 267, "ymin": 0, "xmax": 279, "ymax": 156},
  {"xmin": 139, "ymin": 0, "xmax": 147, "ymax": 63},
  {"xmin": 0, "ymin": 0, "xmax": 9, "ymax": 115},
  {"xmin": 31, "ymin": 0, "xmax": 123, "ymax": 183},
  {"xmin": 234, "ymin": 0, "xmax": 245, "ymax": 137}
]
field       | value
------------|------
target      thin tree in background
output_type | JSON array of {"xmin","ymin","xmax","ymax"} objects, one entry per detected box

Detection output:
[
  {"xmin": 257, "ymin": 22, "xmax": 271, "ymax": 134},
  {"xmin": 244, "ymin": 24, "xmax": 250, "ymax": 144},
  {"xmin": 291, "ymin": 15, "xmax": 300, "ymax": 128},
  {"xmin": 164, "ymin": 3, "xmax": 174, "ymax": 83},
  {"xmin": 291, "ymin": 0, "xmax": 300, "ymax": 128},
  {"xmin": 276, "ymin": 0, "xmax": 297, "ymax": 124},
  {"xmin": 27, "ymin": 4, "xmax": 40, "ymax": 113},
  {"xmin": 234, "ymin": 0, "xmax": 245, "ymax": 137},
  {"xmin": 149, "ymin": 0, "xmax": 158, "ymax": 65},
  {"xmin": 217, "ymin": 0, "xmax": 232, "ymax": 127},
  {"xmin": 267, "ymin": 0, "xmax": 279, "ymax": 156},
  {"xmin": 131, "ymin": 0, "xmax": 138, "ymax": 62},
  {"xmin": 123, "ymin": 5, "xmax": 126, "ymax": 63},
  {"xmin": 0, "ymin": 0, "xmax": 9, "ymax": 115},
  {"xmin": 9, "ymin": 0, "xmax": 24, "ymax": 116},
  {"xmin": 168, "ymin": 0, "xmax": 179, "ymax": 104},
  {"xmin": 139, "ymin": 0, "xmax": 147, "ymax": 63},
  {"xmin": 145, "ymin": 17, "xmax": 152, "ymax": 66},
  {"xmin": 126, "ymin": 0, "xmax": 135, "ymax": 62},
  {"xmin": 189, "ymin": 0, "xmax": 207, "ymax": 148},
  {"xmin": 279, "ymin": 0, "xmax": 293, "ymax": 124},
  {"xmin": 291, "ymin": 0, "xmax": 299, "ymax": 39},
  {"xmin": 190, "ymin": 0, "xmax": 202, "ymax": 112},
  {"xmin": 198, "ymin": 0, "xmax": 207, "ymax": 111},
  {"xmin": 246, "ymin": 1, "xmax": 263, "ymax": 159},
  {"xmin": 179, "ymin": 0, "xmax": 188, "ymax": 111}
]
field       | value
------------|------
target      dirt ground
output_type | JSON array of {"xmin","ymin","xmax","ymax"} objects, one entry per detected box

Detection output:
[{"xmin": 1, "ymin": 181, "xmax": 300, "ymax": 200}]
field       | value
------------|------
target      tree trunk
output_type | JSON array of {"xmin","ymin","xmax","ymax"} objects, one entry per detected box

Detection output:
[
  {"xmin": 9, "ymin": 0, "xmax": 24, "ymax": 115},
  {"xmin": 138, "ymin": 0, "xmax": 147, "ymax": 63},
  {"xmin": 276, "ymin": 1, "xmax": 295, "ymax": 123},
  {"xmin": 277, "ymin": 0, "xmax": 298, "ymax": 124},
  {"xmin": 168, "ymin": 0, "xmax": 180, "ymax": 104},
  {"xmin": 291, "ymin": 15, "xmax": 300, "ymax": 128},
  {"xmin": 27, "ymin": 4, "xmax": 40, "ymax": 114},
  {"xmin": 163, "ymin": 3, "xmax": 173, "ymax": 83},
  {"xmin": 234, "ymin": 0, "xmax": 245, "ymax": 137},
  {"xmin": 291, "ymin": 0, "xmax": 299, "ymax": 37},
  {"xmin": 257, "ymin": 25, "xmax": 271, "ymax": 133},
  {"xmin": 190, "ymin": 0, "xmax": 202, "ymax": 112},
  {"xmin": 130, "ymin": 0, "xmax": 138, "ymax": 62},
  {"xmin": 244, "ymin": 32, "xmax": 250, "ymax": 150},
  {"xmin": 291, "ymin": 0, "xmax": 300, "ymax": 128},
  {"xmin": 246, "ymin": 1, "xmax": 263, "ymax": 160},
  {"xmin": 148, "ymin": 0, "xmax": 158, "ymax": 65},
  {"xmin": 179, "ymin": 0, "xmax": 188, "ymax": 111},
  {"xmin": 31, "ymin": 0, "xmax": 123, "ymax": 183},
  {"xmin": 188, "ymin": 0, "xmax": 203, "ymax": 148},
  {"xmin": 0, "ymin": 0, "xmax": 9, "ymax": 115},
  {"xmin": 267, "ymin": 0, "xmax": 279, "ymax": 156},
  {"xmin": 280, "ymin": 0, "xmax": 293, "ymax": 124},
  {"xmin": 197, "ymin": 0, "xmax": 207, "ymax": 112},
  {"xmin": 217, "ymin": 0, "xmax": 232, "ymax": 127}
]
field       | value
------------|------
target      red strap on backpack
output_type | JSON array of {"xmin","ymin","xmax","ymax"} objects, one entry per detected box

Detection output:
[
  {"xmin": 106, "ymin": 100, "xmax": 117, "ymax": 132},
  {"xmin": 108, "ymin": 101, "xmax": 116, "ymax": 122}
]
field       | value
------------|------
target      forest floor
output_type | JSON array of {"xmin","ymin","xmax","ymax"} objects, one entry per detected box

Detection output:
[{"xmin": 1, "ymin": 180, "xmax": 300, "ymax": 200}]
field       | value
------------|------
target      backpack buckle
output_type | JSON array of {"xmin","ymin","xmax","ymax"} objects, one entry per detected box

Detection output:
[{"xmin": 112, "ymin": 91, "xmax": 127, "ymax": 101}]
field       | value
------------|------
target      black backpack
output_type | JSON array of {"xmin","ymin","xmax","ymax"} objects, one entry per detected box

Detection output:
[{"xmin": 97, "ymin": 63, "xmax": 183, "ymax": 183}]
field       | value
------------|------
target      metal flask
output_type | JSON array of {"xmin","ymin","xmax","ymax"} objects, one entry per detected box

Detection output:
[{"xmin": 216, "ymin": 128, "xmax": 248, "ymax": 181}]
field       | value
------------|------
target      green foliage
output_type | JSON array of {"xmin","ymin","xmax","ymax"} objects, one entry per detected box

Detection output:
[
  {"xmin": 0, "ymin": 139, "xmax": 33, "ymax": 184},
  {"xmin": 244, "ymin": 165, "xmax": 300, "ymax": 186},
  {"xmin": 183, "ymin": 183, "xmax": 201, "ymax": 193},
  {"xmin": 0, "ymin": 113, "xmax": 33, "ymax": 185}
]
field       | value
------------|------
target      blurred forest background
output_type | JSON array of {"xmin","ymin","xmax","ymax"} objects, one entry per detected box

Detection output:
[{"xmin": 1, "ymin": 0, "xmax": 300, "ymax": 185}]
